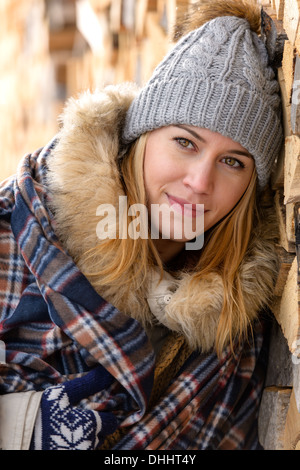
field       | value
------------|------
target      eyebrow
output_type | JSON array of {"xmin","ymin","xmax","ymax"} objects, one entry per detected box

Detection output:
[{"xmin": 173, "ymin": 124, "xmax": 253, "ymax": 159}]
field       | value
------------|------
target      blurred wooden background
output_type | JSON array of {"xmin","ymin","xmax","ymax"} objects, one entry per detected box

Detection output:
[{"xmin": 0, "ymin": 0, "xmax": 184, "ymax": 180}]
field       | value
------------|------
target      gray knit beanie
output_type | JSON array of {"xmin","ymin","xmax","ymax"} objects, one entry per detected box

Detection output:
[{"xmin": 123, "ymin": 15, "xmax": 283, "ymax": 190}]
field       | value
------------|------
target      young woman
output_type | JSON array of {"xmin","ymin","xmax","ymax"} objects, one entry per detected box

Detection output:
[{"xmin": 0, "ymin": 0, "xmax": 282, "ymax": 450}]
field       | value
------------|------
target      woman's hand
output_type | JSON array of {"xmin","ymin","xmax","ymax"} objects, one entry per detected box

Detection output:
[{"xmin": 30, "ymin": 366, "xmax": 118, "ymax": 450}]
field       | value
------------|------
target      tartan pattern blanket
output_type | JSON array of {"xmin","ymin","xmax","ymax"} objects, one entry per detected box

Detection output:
[{"xmin": 0, "ymin": 140, "xmax": 269, "ymax": 450}]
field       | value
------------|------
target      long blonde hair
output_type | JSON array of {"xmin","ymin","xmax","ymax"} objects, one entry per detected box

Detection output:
[
  {"xmin": 192, "ymin": 170, "xmax": 257, "ymax": 354},
  {"xmin": 86, "ymin": 132, "xmax": 258, "ymax": 354}
]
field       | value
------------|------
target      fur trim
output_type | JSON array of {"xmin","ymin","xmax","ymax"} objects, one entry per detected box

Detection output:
[
  {"xmin": 47, "ymin": 83, "xmax": 136, "ymax": 262},
  {"xmin": 152, "ymin": 198, "xmax": 279, "ymax": 351},
  {"xmin": 47, "ymin": 83, "xmax": 152, "ymax": 324},
  {"xmin": 173, "ymin": 0, "xmax": 261, "ymax": 41},
  {"xmin": 47, "ymin": 84, "xmax": 279, "ymax": 352}
]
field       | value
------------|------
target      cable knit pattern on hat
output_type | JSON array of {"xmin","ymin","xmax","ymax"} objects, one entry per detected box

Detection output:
[{"xmin": 123, "ymin": 15, "xmax": 283, "ymax": 189}]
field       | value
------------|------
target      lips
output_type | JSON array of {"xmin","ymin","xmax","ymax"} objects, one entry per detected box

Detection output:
[{"xmin": 167, "ymin": 194, "xmax": 205, "ymax": 218}]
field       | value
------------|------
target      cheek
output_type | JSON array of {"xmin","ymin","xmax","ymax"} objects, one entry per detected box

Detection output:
[
  {"xmin": 144, "ymin": 145, "xmax": 178, "ymax": 195},
  {"xmin": 217, "ymin": 172, "xmax": 253, "ymax": 214},
  {"xmin": 143, "ymin": 151, "xmax": 158, "ymax": 196}
]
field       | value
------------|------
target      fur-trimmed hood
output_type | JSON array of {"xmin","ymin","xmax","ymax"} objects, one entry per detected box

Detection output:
[{"xmin": 47, "ymin": 83, "xmax": 279, "ymax": 352}]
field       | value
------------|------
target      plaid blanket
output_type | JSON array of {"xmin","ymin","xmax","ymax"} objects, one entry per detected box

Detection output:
[{"xmin": 0, "ymin": 140, "xmax": 269, "ymax": 450}]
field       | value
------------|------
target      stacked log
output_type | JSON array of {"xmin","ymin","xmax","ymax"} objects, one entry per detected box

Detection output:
[
  {"xmin": 0, "ymin": 0, "xmax": 57, "ymax": 180},
  {"xmin": 258, "ymin": 0, "xmax": 300, "ymax": 451}
]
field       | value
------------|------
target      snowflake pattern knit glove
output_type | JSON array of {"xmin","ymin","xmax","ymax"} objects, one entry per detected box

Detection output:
[{"xmin": 30, "ymin": 365, "xmax": 118, "ymax": 450}]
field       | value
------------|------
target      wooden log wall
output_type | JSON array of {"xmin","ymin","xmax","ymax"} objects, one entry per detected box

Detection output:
[
  {"xmin": 258, "ymin": 0, "xmax": 300, "ymax": 451},
  {"xmin": 0, "ymin": 0, "xmax": 57, "ymax": 180},
  {"xmin": 0, "ymin": 0, "xmax": 299, "ymax": 450},
  {"xmin": 64, "ymin": 0, "xmax": 178, "ymax": 96}
]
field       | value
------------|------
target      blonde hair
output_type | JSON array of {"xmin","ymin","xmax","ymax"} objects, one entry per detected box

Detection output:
[
  {"xmin": 84, "ymin": 135, "xmax": 155, "ymax": 291},
  {"xmin": 86, "ymin": 133, "xmax": 258, "ymax": 354},
  {"xmin": 192, "ymin": 170, "xmax": 257, "ymax": 354}
]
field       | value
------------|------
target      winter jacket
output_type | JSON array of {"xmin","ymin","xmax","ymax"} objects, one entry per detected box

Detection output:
[{"xmin": 0, "ymin": 84, "xmax": 278, "ymax": 450}]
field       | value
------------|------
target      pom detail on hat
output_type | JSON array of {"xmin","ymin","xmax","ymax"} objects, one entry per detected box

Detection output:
[{"xmin": 173, "ymin": 0, "xmax": 261, "ymax": 41}]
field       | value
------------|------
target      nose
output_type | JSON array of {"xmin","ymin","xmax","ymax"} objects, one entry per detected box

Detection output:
[{"xmin": 182, "ymin": 157, "xmax": 215, "ymax": 194}]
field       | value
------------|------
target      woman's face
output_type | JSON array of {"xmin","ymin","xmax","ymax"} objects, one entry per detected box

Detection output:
[{"xmin": 143, "ymin": 125, "xmax": 255, "ymax": 258}]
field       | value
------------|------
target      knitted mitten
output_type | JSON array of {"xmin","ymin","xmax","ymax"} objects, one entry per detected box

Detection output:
[{"xmin": 30, "ymin": 365, "xmax": 118, "ymax": 450}]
